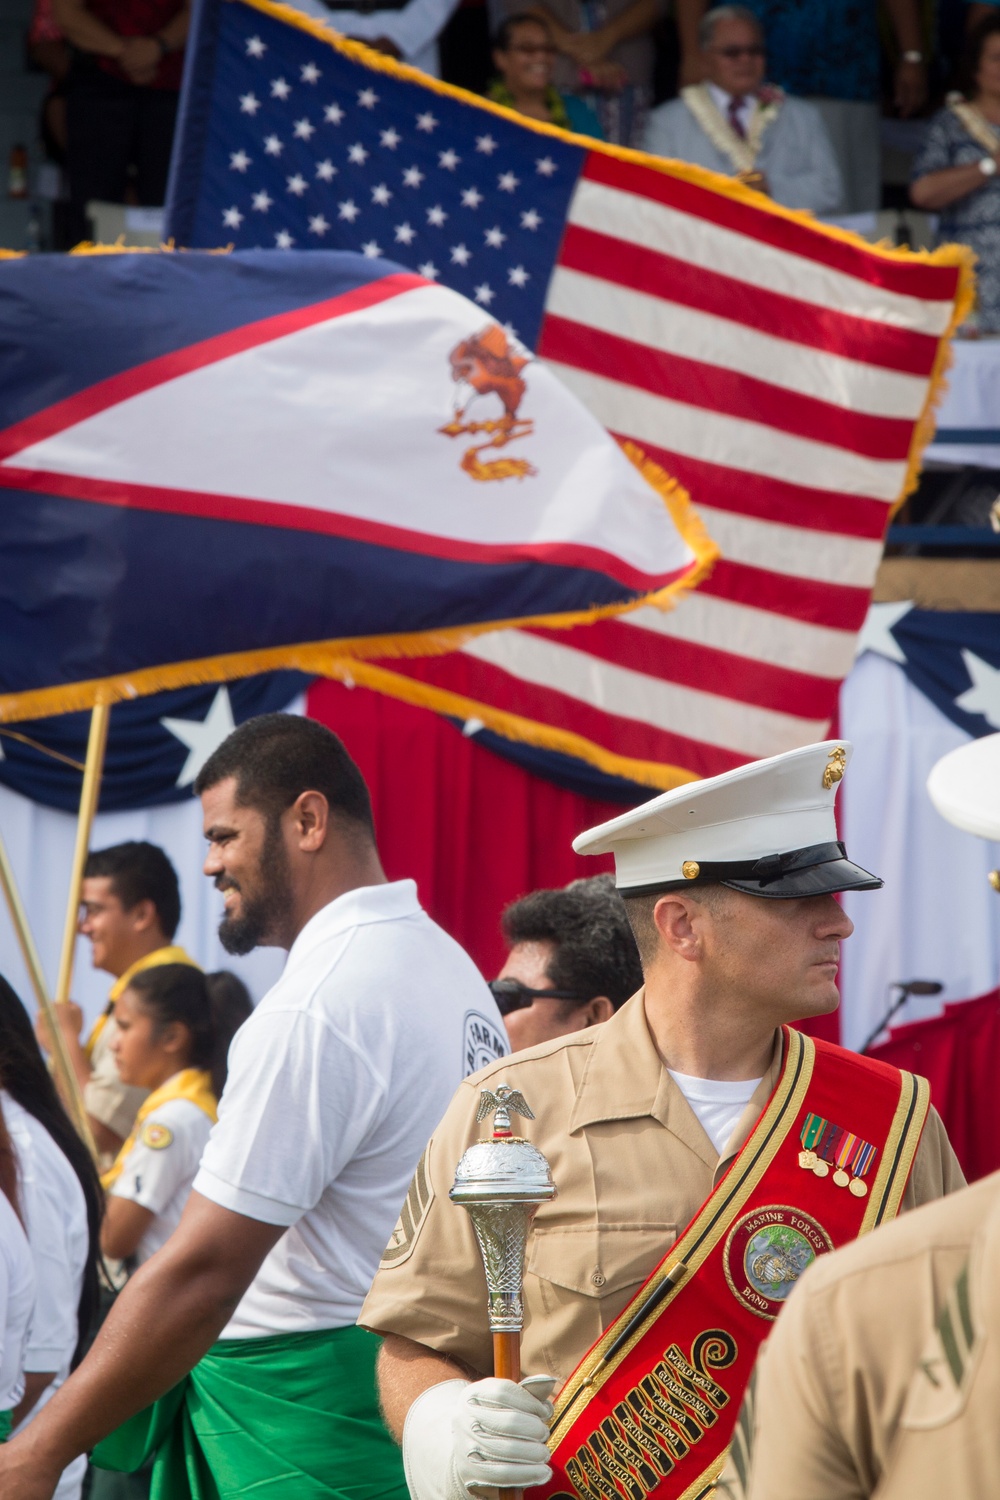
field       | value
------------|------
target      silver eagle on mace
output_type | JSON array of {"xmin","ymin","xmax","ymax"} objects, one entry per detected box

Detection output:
[{"xmin": 450, "ymin": 1084, "xmax": 556, "ymax": 1334}]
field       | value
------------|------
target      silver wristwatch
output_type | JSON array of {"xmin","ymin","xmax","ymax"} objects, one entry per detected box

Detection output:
[{"xmin": 980, "ymin": 156, "xmax": 998, "ymax": 178}]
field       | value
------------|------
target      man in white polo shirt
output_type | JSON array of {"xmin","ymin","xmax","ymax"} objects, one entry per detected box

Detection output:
[{"xmin": 1, "ymin": 713, "xmax": 507, "ymax": 1500}]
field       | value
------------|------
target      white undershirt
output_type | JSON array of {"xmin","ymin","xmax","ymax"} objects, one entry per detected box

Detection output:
[{"xmin": 667, "ymin": 1070, "xmax": 763, "ymax": 1157}]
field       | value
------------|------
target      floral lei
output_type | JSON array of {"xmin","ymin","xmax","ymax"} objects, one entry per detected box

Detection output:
[{"xmin": 680, "ymin": 82, "xmax": 783, "ymax": 174}]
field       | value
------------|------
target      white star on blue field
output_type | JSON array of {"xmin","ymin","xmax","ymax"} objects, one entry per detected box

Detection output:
[{"xmin": 192, "ymin": 5, "xmax": 585, "ymax": 346}]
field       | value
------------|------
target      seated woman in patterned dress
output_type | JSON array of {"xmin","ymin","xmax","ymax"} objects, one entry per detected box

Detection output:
[{"xmin": 911, "ymin": 13, "xmax": 1000, "ymax": 333}]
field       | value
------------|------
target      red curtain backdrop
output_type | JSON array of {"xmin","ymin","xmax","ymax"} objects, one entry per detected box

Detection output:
[
  {"xmin": 306, "ymin": 679, "xmax": 842, "ymax": 1048},
  {"xmin": 307, "ymin": 679, "xmax": 620, "ymax": 980},
  {"xmin": 871, "ymin": 988, "xmax": 1000, "ymax": 1183}
]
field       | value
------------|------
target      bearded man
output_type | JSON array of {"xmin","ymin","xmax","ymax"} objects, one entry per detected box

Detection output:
[{"xmin": 0, "ymin": 713, "xmax": 507, "ymax": 1500}]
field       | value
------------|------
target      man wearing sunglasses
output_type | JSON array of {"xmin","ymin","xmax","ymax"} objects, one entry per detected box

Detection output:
[
  {"xmin": 489, "ymin": 874, "xmax": 644, "ymax": 1052},
  {"xmin": 643, "ymin": 4, "xmax": 842, "ymax": 213}
]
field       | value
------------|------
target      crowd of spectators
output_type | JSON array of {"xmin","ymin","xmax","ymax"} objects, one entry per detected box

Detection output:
[{"xmin": 20, "ymin": 0, "xmax": 1000, "ymax": 322}]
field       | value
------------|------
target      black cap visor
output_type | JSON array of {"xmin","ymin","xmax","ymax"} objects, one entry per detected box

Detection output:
[{"xmin": 621, "ymin": 841, "xmax": 883, "ymax": 900}]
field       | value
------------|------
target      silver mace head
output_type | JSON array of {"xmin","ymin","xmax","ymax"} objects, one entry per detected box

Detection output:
[{"xmin": 450, "ymin": 1084, "xmax": 556, "ymax": 1334}]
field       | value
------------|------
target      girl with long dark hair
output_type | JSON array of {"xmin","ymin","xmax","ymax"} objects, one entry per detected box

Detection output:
[
  {"xmin": 0, "ymin": 1094, "xmax": 32, "ymax": 1442},
  {"xmin": 101, "ymin": 966, "xmax": 251, "ymax": 1264},
  {"xmin": 0, "ymin": 977, "xmax": 88, "ymax": 1468}
]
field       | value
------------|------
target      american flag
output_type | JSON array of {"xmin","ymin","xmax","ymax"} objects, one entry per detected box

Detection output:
[{"xmin": 169, "ymin": 0, "xmax": 971, "ymax": 794}]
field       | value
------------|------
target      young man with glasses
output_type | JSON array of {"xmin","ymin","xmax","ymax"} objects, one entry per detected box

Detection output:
[
  {"xmin": 489, "ymin": 873, "xmax": 643, "ymax": 1051},
  {"xmin": 643, "ymin": 4, "xmax": 843, "ymax": 213}
]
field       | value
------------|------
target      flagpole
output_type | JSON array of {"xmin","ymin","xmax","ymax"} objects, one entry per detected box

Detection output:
[
  {"xmin": 50, "ymin": 702, "xmax": 110, "ymax": 1158},
  {"xmin": 0, "ymin": 830, "xmax": 50, "ymax": 1013}
]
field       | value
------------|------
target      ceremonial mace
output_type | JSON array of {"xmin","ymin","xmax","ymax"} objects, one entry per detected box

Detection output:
[{"xmin": 450, "ymin": 1084, "xmax": 556, "ymax": 1495}]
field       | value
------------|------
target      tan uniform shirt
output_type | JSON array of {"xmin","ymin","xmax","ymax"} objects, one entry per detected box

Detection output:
[
  {"xmin": 360, "ymin": 993, "xmax": 964, "ymax": 1387},
  {"xmin": 718, "ymin": 1170, "xmax": 999, "ymax": 1500}
]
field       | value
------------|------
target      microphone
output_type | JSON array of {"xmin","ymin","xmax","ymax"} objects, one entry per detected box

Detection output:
[{"xmin": 859, "ymin": 980, "xmax": 944, "ymax": 1055}]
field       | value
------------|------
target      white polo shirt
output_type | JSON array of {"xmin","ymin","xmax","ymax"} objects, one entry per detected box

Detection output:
[
  {"xmin": 109, "ymin": 1095, "xmax": 215, "ymax": 1263},
  {"xmin": 0, "ymin": 1180, "xmax": 35, "ymax": 1412},
  {"xmin": 194, "ymin": 880, "xmax": 507, "ymax": 1339},
  {"xmin": 4, "ymin": 1094, "xmax": 88, "ymax": 1499}
]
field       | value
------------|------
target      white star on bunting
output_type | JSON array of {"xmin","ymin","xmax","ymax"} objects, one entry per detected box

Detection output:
[
  {"xmin": 520, "ymin": 208, "xmax": 540, "ymax": 229},
  {"xmin": 380, "ymin": 127, "xmax": 401, "ymax": 148},
  {"xmin": 395, "ymin": 222, "xmax": 416, "ymax": 243},
  {"xmin": 301, "ymin": 62, "xmax": 320, "ymax": 82},
  {"xmin": 427, "ymin": 204, "xmax": 447, "ymax": 225},
  {"xmin": 316, "ymin": 159, "xmax": 337, "ymax": 180},
  {"xmin": 264, "ymin": 135, "xmax": 283, "ymax": 156},
  {"xmin": 271, "ymin": 77, "xmax": 291, "ymax": 99},
  {"xmin": 338, "ymin": 199, "xmax": 360, "ymax": 221},
  {"xmin": 475, "ymin": 134, "xmax": 497, "ymax": 153},
  {"xmin": 474, "ymin": 283, "xmax": 495, "ymax": 304},
  {"xmin": 252, "ymin": 190, "xmax": 272, "ymax": 211},
  {"xmin": 275, "ymin": 230, "xmax": 295, "ymax": 248},
  {"xmin": 403, "ymin": 166, "xmax": 425, "ymax": 187},
  {"xmin": 416, "ymin": 111, "xmax": 437, "ymax": 131},
  {"xmin": 361, "ymin": 240, "xmax": 383, "ymax": 257},
  {"xmin": 854, "ymin": 601, "xmax": 912, "ymax": 663},
  {"xmin": 371, "ymin": 183, "xmax": 392, "ymax": 204},
  {"xmin": 293, "ymin": 118, "xmax": 315, "ymax": 139},
  {"xmin": 348, "ymin": 142, "xmax": 369, "ymax": 164},
  {"xmin": 461, "ymin": 187, "xmax": 483, "ymax": 208},
  {"xmin": 508, "ymin": 264, "xmax": 529, "ymax": 286},
  {"xmin": 451, "ymin": 243, "xmax": 471, "ymax": 265},
  {"xmin": 439, "ymin": 149, "xmax": 460, "ymax": 170},
  {"xmin": 956, "ymin": 651, "xmax": 1000, "ymax": 729},
  {"xmin": 239, "ymin": 92, "xmax": 260, "ymax": 115},
  {"xmin": 419, "ymin": 261, "xmax": 438, "ymax": 278},
  {"xmin": 161, "ymin": 688, "xmax": 236, "ymax": 787},
  {"xmin": 324, "ymin": 102, "xmax": 344, "ymax": 123},
  {"xmin": 309, "ymin": 214, "xmax": 330, "ymax": 234},
  {"xmin": 230, "ymin": 150, "xmax": 250, "ymax": 171},
  {"xmin": 484, "ymin": 225, "xmax": 506, "ymax": 247},
  {"xmin": 245, "ymin": 34, "xmax": 265, "ymax": 56},
  {"xmin": 222, "ymin": 206, "xmax": 244, "ymax": 227},
  {"xmin": 536, "ymin": 156, "xmax": 556, "ymax": 176},
  {"xmin": 287, "ymin": 174, "xmax": 307, "ymax": 195},
  {"xmin": 498, "ymin": 171, "xmax": 519, "ymax": 192},
  {"xmin": 358, "ymin": 87, "xmax": 378, "ymax": 108}
]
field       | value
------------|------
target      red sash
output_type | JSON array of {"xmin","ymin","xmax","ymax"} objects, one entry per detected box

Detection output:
[{"xmin": 536, "ymin": 1027, "xmax": 930, "ymax": 1500}]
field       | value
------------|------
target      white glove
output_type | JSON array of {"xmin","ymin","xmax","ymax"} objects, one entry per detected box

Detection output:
[{"xmin": 403, "ymin": 1374, "xmax": 557, "ymax": 1500}]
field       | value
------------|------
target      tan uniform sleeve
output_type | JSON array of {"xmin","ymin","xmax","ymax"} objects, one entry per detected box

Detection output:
[
  {"xmin": 84, "ymin": 1021, "xmax": 149, "ymax": 1141},
  {"xmin": 360, "ymin": 1078, "xmax": 495, "ymax": 1376},
  {"xmin": 719, "ymin": 1266, "xmax": 868, "ymax": 1500},
  {"xmin": 900, "ymin": 1105, "xmax": 966, "ymax": 1211}
]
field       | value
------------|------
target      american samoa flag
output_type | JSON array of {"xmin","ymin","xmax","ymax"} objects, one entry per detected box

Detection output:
[
  {"xmin": 167, "ymin": 0, "xmax": 971, "ymax": 797},
  {"xmin": 0, "ymin": 249, "xmax": 709, "ymax": 724}
]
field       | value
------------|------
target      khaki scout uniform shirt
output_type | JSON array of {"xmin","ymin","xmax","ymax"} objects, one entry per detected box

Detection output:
[
  {"xmin": 718, "ymin": 1170, "xmax": 998, "ymax": 1500},
  {"xmin": 360, "ymin": 992, "xmax": 964, "ymax": 1388}
]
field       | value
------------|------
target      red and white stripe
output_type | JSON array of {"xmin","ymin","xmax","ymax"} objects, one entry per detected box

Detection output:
[{"xmin": 375, "ymin": 150, "xmax": 963, "ymax": 788}]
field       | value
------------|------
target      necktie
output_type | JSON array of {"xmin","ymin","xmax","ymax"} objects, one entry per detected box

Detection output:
[{"xmin": 727, "ymin": 95, "xmax": 746, "ymax": 138}]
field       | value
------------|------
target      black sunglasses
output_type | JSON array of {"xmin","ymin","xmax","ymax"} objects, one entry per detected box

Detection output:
[{"xmin": 489, "ymin": 978, "xmax": 592, "ymax": 1016}]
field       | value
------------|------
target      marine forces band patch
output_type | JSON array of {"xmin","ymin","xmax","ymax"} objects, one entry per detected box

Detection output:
[
  {"xmin": 141, "ymin": 1122, "xmax": 174, "ymax": 1150},
  {"xmin": 724, "ymin": 1206, "xmax": 833, "ymax": 1320}
]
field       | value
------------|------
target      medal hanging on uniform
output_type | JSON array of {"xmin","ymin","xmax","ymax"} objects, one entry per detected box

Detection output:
[{"xmin": 798, "ymin": 1112, "xmax": 876, "ymax": 1197}]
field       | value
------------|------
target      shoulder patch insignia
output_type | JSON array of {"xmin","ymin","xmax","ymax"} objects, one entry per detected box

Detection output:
[
  {"xmin": 900, "ymin": 1260, "xmax": 983, "ymax": 1430},
  {"xmin": 380, "ymin": 1146, "xmax": 433, "ymax": 1269},
  {"xmin": 141, "ymin": 1122, "xmax": 174, "ymax": 1151},
  {"xmin": 464, "ymin": 1010, "xmax": 508, "ymax": 1078}
]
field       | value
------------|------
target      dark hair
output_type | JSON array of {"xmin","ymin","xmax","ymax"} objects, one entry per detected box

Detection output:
[
  {"xmin": 962, "ymin": 12, "xmax": 1000, "ymax": 97},
  {"xmin": 126, "ymin": 964, "xmax": 251, "ymax": 1098},
  {"xmin": 83, "ymin": 842, "xmax": 181, "ymax": 942},
  {"xmin": 193, "ymin": 714, "xmax": 375, "ymax": 839},
  {"xmin": 0, "ymin": 977, "xmax": 103, "ymax": 1365},
  {"xmin": 493, "ymin": 11, "xmax": 551, "ymax": 51},
  {"xmin": 501, "ymin": 874, "xmax": 643, "ymax": 1009}
]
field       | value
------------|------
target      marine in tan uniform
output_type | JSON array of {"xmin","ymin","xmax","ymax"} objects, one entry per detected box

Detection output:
[
  {"xmin": 720, "ymin": 730, "xmax": 1000, "ymax": 1500},
  {"xmin": 361, "ymin": 740, "xmax": 965, "ymax": 1500}
]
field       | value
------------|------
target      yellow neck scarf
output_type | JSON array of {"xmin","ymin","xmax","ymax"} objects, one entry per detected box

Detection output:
[
  {"xmin": 101, "ymin": 1067, "xmax": 217, "ymax": 1190},
  {"xmin": 86, "ymin": 945, "xmax": 200, "ymax": 1059}
]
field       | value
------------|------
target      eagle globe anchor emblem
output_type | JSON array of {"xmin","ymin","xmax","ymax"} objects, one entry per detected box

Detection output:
[{"xmin": 439, "ymin": 325, "xmax": 537, "ymax": 483}]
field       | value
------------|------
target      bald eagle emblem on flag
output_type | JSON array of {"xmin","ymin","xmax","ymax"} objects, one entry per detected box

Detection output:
[{"xmin": 439, "ymin": 325, "xmax": 536, "ymax": 483}]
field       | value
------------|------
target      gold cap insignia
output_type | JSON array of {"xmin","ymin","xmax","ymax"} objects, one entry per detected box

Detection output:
[
  {"xmin": 141, "ymin": 1122, "xmax": 174, "ymax": 1151},
  {"xmin": 822, "ymin": 747, "xmax": 847, "ymax": 790},
  {"xmin": 681, "ymin": 861, "xmax": 700, "ymax": 880}
]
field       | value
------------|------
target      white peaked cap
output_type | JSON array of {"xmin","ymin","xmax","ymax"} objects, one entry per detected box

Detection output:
[
  {"xmin": 927, "ymin": 732, "xmax": 1000, "ymax": 843},
  {"xmin": 574, "ymin": 740, "xmax": 882, "ymax": 898}
]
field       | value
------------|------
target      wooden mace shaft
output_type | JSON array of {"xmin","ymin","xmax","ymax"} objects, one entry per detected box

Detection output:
[{"xmin": 493, "ymin": 1330, "xmax": 523, "ymax": 1500}]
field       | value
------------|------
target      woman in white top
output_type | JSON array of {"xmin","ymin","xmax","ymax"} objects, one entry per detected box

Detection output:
[
  {"xmin": 101, "ymin": 967, "xmax": 251, "ymax": 1264},
  {"xmin": 0, "ymin": 977, "xmax": 104, "ymax": 1499},
  {"xmin": 0, "ymin": 1096, "xmax": 35, "ymax": 1440}
]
